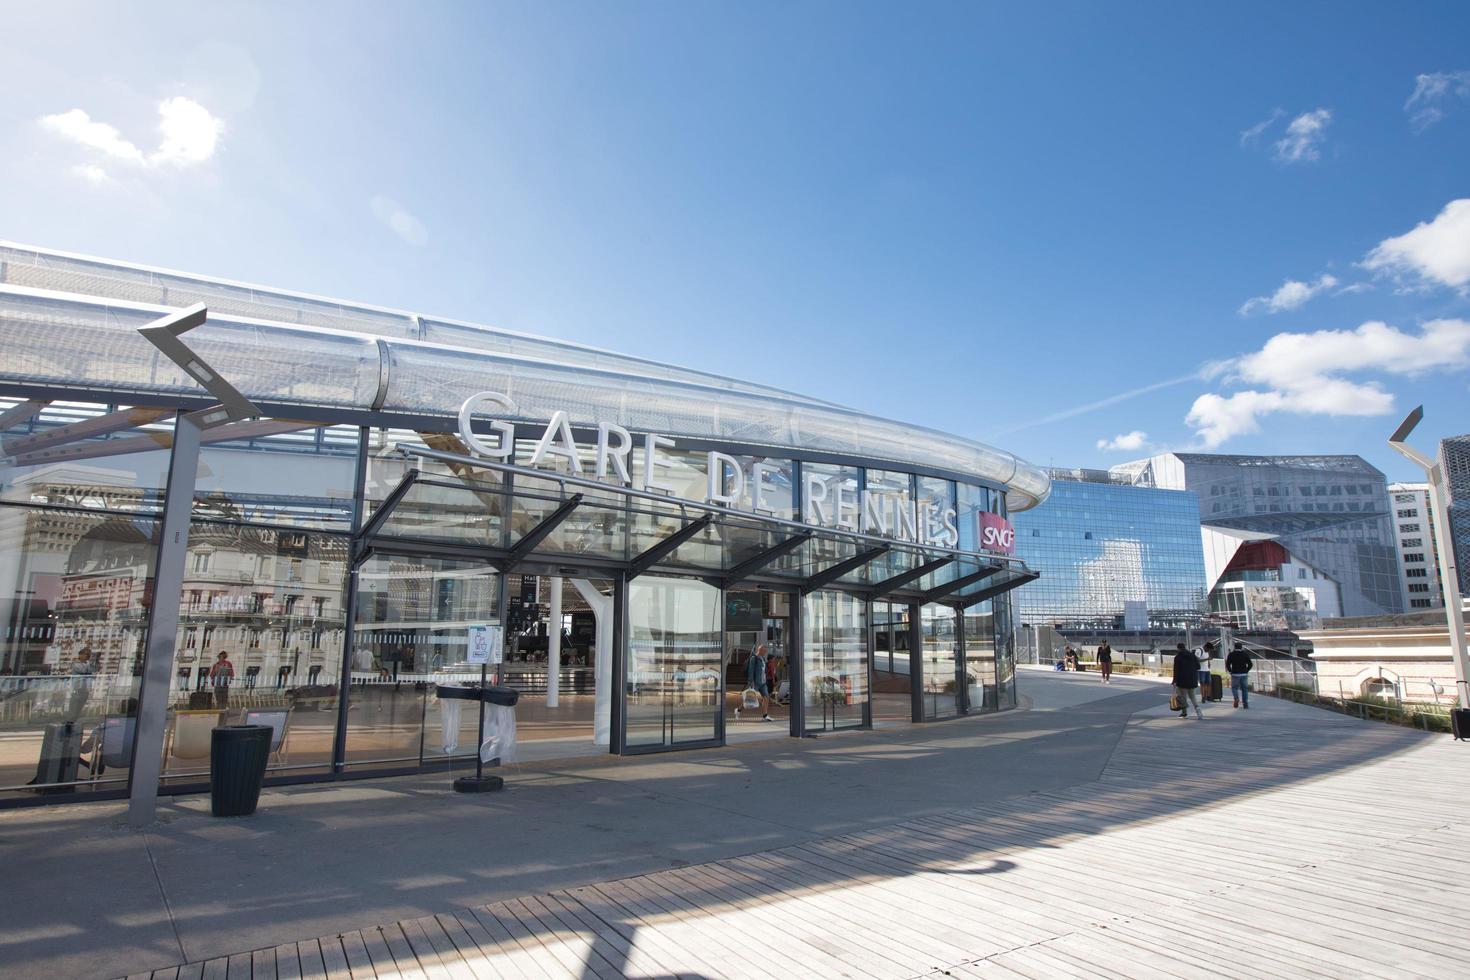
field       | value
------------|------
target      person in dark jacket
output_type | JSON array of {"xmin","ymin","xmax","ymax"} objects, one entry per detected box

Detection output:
[
  {"xmin": 1171, "ymin": 643, "xmax": 1204, "ymax": 719},
  {"xmin": 1225, "ymin": 643, "xmax": 1253, "ymax": 709},
  {"xmin": 1096, "ymin": 642, "xmax": 1113, "ymax": 684}
]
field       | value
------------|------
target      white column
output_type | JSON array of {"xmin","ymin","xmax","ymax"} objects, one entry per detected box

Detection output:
[
  {"xmin": 546, "ymin": 576, "xmax": 563, "ymax": 708},
  {"xmin": 572, "ymin": 579, "xmax": 612, "ymax": 746}
]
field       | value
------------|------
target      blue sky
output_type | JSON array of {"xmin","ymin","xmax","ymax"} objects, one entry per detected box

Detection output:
[{"xmin": 3, "ymin": 2, "xmax": 1468, "ymax": 482}]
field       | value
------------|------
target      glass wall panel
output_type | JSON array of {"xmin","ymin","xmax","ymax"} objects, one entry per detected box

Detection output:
[
  {"xmin": 160, "ymin": 522, "xmax": 348, "ymax": 782},
  {"xmin": 962, "ymin": 603, "xmax": 997, "ymax": 712},
  {"xmin": 920, "ymin": 603, "xmax": 959, "ymax": 720},
  {"xmin": 346, "ymin": 554, "xmax": 500, "ymax": 768},
  {"xmin": 802, "ymin": 462, "xmax": 861, "ymax": 532},
  {"xmin": 918, "ymin": 476, "xmax": 957, "ymax": 548},
  {"xmin": 193, "ymin": 425, "xmax": 360, "ymax": 531},
  {"xmin": 994, "ymin": 592, "xmax": 1018, "ymax": 709},
  {"xmin": 872, "ymin": 600, "xmax": 911, "ymax": 675},
  {"xmin": 956, "ymin": 483, "xmax": 991, "ymax": 554},
  {"xmin": 625, "ymin": 576, "xmax": 721, "ymax": 749},
  {"xmin": 863, "ymin": 469, "xmax": 917, "ymax": 541},
  {"xmin": 364, "ymin": 429, "xmax": 506, "ymax": 547},
  {"xmin": 0, "ymin": 401, "xmax": 174, "ymax": 515},
  {"xmin": 802, "ymin": 590, "xmax": 868, "ymax": 732},
  {"xmin": 0, "ymin": 504, "xmax": 156, "ymax": 798}
]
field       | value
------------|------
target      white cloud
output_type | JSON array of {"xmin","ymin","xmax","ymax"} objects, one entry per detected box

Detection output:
[
  {"xmin": 37, "ymin": 97, "xmax": 224, "ymax": 180},
  {"xmin": 1185, "ymin": 319, "xmax": 1470, "ymax": 448},
  {"xmin": 1240, "ymin": 108, "xmax": 1285, "ymax": 146},
  {"xmin": 1096, "ymin": 431, "xmax": 1149, "ymax": 452},
  {"xmin": 151, "ymin": 96, "xmax": 224, "ymax": 165},
  {"xmin": 1362, "ymin": 198, "xmax": 1470, "ymax": 291},
  {"xmin": 371, "ymin": 196, "xmax": 429, "ymax": 247},
  {"xmin": 70, "ymin": 163, "xmax": 111, "ymax": 185},
  {"xmin": 1405, "ymin": 71, "xmax": 1470, "ymax": 131},
  {"xmin": 39, "ymin": 108, "xmax": 146, "ymax": 163},
  {"xmin": 1274, "ymin": 109, "xmax": 1331, "ymax": 163},
  {"xmin": 1239, "ymin": 273, "xmax": 1339, "ymax": 315}
]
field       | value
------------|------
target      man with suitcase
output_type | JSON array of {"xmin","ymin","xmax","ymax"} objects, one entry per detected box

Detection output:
[{"xmin": 1171, "ymin": 643, "xmax": 1204, "ymax": 720}]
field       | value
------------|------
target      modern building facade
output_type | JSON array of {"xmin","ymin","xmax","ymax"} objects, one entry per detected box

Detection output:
[
  {"xmin": 0, "ymin": 242, "xmax": 1048, "ymax": 809},
  {"xmin": 1201, "ymin": 526, "xmax": 1342, "ymax": 631},
  {"xmin": 1113, "ymin": 453, "xmax": 1405, "ymax": 618},
  {"xmin": 1387, "ymin": 482, "xmax": 1444, "ymax": 610},
  {"xmin": 1010, "ymin": 469, "xmax": 1207, "ymax": 629},
  {"xmin": 1442, "ymin": 435, "xmax": 1470, "ymax": 596}
]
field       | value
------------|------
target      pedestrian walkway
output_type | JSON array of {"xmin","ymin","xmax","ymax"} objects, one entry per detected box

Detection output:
[{"xmin": 5, "ymin": 672, "xmax": 1465, "ymax": 979}]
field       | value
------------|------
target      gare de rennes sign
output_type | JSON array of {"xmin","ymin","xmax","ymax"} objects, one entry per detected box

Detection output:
[{"xmin": 457, "ymin": 391, "xmax": 1015, "ymax": 554}]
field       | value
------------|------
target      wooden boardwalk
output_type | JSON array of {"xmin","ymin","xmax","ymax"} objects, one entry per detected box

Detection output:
[{"xmin": 123, "ymin": 696, "xmax": 1470, "ymax": 979}]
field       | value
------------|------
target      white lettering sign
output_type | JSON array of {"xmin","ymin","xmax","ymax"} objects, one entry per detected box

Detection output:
[{"xmin": 456, "ymin": 392, "xmax": 962, "ymax": 547}]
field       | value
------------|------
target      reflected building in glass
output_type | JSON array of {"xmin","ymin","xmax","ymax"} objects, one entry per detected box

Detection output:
[
  {"xmin": 1112, "ymin": 453, "xmax": 1405, "ymax": 618},
  {"xmin": 1010, "ymin": 469, "xmax": 1208, "ymax": 629}
]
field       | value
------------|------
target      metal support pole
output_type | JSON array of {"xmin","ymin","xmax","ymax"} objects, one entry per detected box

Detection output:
[
  {"xmin": 128, "ymin": 412, "xmax": 203, "ymax": 827},
  {"xmin": 1390, "ymin": 406, "xmax": 1470, "ymax": 710},
  {"xmin": 547, "ymin": 577, "xmax": 562, "ymax": 709}
]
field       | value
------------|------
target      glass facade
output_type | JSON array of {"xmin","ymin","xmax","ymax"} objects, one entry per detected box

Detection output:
[
  {"xmin": 1117, "ymin": 453, "xmax": 1405, "ymax": 617},
  {"xmin": 0, "ymin": 247, "xmax": 1048, "ymax": 806},
  {"xmin": 1010, "ymin": 476, "xmax": 1207, "ymax": 628}
]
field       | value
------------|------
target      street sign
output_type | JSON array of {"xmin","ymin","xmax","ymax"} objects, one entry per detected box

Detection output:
[{"xmin": 466, "ymin": 624, "xmax": 503, "ymax": 665}]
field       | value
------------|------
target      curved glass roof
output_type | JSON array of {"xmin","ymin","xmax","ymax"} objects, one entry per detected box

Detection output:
[{"xmin": 0, "ymin": 242, "xmax": 1051, "ymax": 511}]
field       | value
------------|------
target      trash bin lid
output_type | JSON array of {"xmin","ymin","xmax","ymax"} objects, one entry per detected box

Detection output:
[
  {"xmin": 212, "ymin": 724, "xmax": 273, "ymax": 741},
  {"xmin": 435, "ymin": 684, "xmax": 520, "ymax": 706}
]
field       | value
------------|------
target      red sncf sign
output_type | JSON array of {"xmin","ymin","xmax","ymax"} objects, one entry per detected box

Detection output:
[{"xmin": 978, "ymin": 512, "xmax": 1015, "ymax": 555}]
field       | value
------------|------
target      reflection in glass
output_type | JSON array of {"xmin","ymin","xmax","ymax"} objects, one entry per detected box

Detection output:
[
  {"xmin": 962, "ymin": 604, "xmax": 996, "ymax": 712},
  {"xmin": 802, "ymin": 590, "xmax": 868, "ymax": 731},
  {"xmin": 162, "ymin": 522, "xmax": 348, "ymax": 780},
  {"xmin": 346, "ymin": 555, "xmax": 500, "ymax": 768},
  {"xmin": 625, "ymin": 576, "xmax": 721, "ymax": 748},
  {"xmin": 920, "ymin": 603, "xmax": 959, "ymax": 719},
  {"xmin": 0, "ymin": 504, "xmax": 156, "ymax": 797}
]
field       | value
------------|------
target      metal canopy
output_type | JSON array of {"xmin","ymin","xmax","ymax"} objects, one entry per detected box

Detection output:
[
  {"xmin": 719, "ymin": 531, "xmax": 814, "ymax": 587},
  {"xmin": 630, "ymin": 513, "xmax": 717, "ymax": 578},
  {"xmin": 920, "ymin": 566, "xmax": 1001, "ymax": 604},
  {"xmin": 958, "ymin": 570, "xmax": 1039, "ymax": 608},
  {"xmin": 501, "ymin": 493, "xmax": 585, "ymax": 570},
  {"xmin": 869, "ymin": 556, "xmax": 955, "ymax": 597},
  {"xmin": 350, "ymin": 444, "xmax": 1038, "ymax": 591},
  {"xmin": 802, "ymin": 545, "xmax": 890, "ymax": 596}
]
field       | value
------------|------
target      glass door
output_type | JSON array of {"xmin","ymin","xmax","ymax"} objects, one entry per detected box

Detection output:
[
  {"xmin": 801, "ymin": 590, "xmax": 870, "ymax": 732},
  {"xmin": 920, "ymin": 602, "xmax": 960, "ymax": 720},
  {"xmin": 345, "ymin": 553, "xmax": 500, "ymax": 769},
  {"xmin": 623, "ymin": 575, "xmax": 722, "ymax": 751}
]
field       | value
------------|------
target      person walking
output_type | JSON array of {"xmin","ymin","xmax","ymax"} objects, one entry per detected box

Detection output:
[
  {"xmin": 1171, "ymin": 643, "xmax": 1204, "ymax": 720},
  {"xmin": 209, "ymin": 650, "xmax": 235, "ymax": 709},
  {"xmin": 1226, "ymin": 643, "xmax": 1253, "ymax": 709},
  {"xmin": 1097, "ymin": 641, "xmax": 1113, "ymax": 684},
  {"xmin": 735, "ymin": 644, "xmax": 774, "ymax": 722}
]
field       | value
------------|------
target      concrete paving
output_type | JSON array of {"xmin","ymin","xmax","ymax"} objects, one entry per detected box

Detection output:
[{"xmin": 0, "ymin": 669, "xmax": 1393, "ymax": 979}]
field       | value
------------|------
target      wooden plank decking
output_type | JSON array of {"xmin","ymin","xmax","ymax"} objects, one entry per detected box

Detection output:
[{"xmin": 125, "ymin": 697, "xmax": 1470, "ymax": 979}]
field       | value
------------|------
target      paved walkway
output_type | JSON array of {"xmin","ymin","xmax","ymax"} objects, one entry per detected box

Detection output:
[{"xmin": 3, "ymin": 671, "xmax": 1466, "ymax": 978}]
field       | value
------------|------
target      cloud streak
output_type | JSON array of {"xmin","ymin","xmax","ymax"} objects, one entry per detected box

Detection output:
[
  {"xmin": 1097, "ymin": 430, "xmax": 1149, "ymax": 452},
  {"xmin": 991, "ymin": 373, "xmax": 1202, "ymax": 438},
  {"xmin": 1239, "ymin": 273, "xmax": 1339, "ymax": 315},
  {"xmin": 1405, "ymin": 70, "xmax": 1470, "ymax": 131},
  {"xmin": 38, "ymin": 97, "xmax": 224, "ymax": 182}
]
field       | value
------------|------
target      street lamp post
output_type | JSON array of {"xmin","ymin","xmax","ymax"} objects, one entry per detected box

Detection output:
[{"xmin": 1388, "ymin": 406, "xmax": 1469, "ymax": 712}]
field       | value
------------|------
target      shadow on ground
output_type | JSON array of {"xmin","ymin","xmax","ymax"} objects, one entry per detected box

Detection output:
[{"xmin": 0, "ymin": 671, "xmax": 1434, "ymax": 979}]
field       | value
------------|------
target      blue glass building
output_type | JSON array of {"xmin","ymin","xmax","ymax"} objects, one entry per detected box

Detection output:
[{"xmin": 1011, "ymin": 470, "xmax": 1208, "ymax": 628}]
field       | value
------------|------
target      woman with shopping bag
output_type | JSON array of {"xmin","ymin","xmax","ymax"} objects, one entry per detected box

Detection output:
[{"xmin": 734, "ymin": 644, "xmax": 775, "ymax": 722}]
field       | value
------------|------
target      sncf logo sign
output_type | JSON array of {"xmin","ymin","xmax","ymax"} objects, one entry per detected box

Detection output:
[{"xmin": 978, "ymin": 512, "xmax": 1016, "ymax": 555}]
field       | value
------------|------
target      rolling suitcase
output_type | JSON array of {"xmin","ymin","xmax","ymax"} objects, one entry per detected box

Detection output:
[
  {"xmin": 32, "ymin": 721, "xmax": 81, "ymax": 792},
  {"xmin": 1209, "ymin": 675, "xmax": 1224, "ymax": 702},
  {"xmin": 1452, "ymin": 708, "xmax": 1470, "ymax": 741}
]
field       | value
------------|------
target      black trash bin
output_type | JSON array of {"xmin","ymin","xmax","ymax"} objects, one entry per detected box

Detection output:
[{"xmin": 210, "ymin": 724, "xmax": 272, "ymax": 817}]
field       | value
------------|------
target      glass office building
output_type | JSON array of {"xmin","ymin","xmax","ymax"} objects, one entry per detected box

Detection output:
[
  {"xmin": 1442, "ymin": 435, "xmax": 1470, "ymax": 596},
  {"xmin": 0, "ymin": 242, "xmax": 1047, "ymax": 809},
  {"xmin": 1010, "ymin": 470, "xmax": 1207, "ymax": 628},
  {"xmin": 1114, "ymin": 453, "xmax": 1405, "ymax": 618}
]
